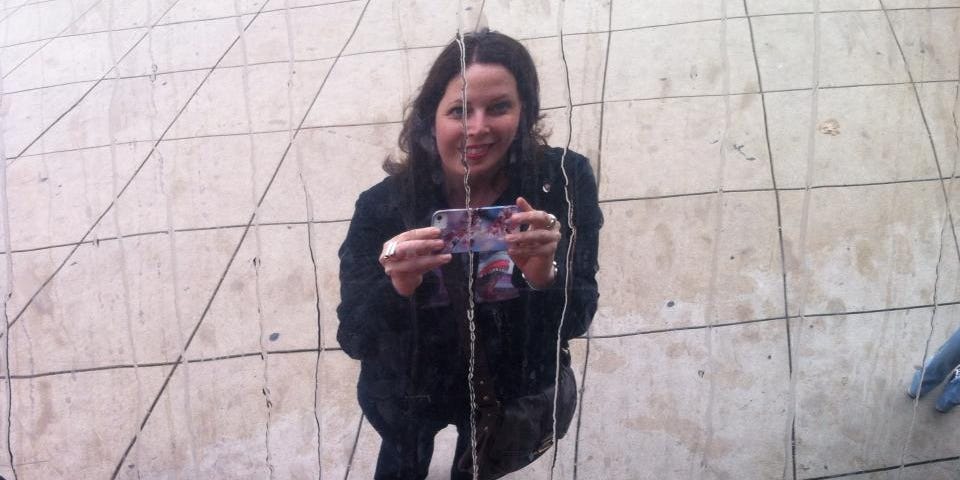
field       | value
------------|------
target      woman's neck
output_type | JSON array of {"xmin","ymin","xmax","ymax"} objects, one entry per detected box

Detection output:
[{"xmin": 444, "ymin": 168, "xmax": 509, "ymax": 208}]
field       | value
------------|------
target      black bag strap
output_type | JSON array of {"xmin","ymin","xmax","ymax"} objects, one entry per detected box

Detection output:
[{"xmin": 440, "ymin": 255, "xmax": 499, "ymax": 409}]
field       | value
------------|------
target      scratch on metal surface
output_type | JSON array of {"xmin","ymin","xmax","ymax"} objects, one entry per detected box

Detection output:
[
  {"xmin": 895, "ymin": 2, "xmax": 954, "ymax": 478},
  {"xmin": 232, "ymin": 0, "xmax": 276, "ymax": 476},
  {"xmin": 0, "ymin": 11, "xmax": 18, "ymax": 480},
  {"xmin": 952, "ymin": 82, "xmax": 960, "ymax": 179},
  {"xmin": 573, "ymin": 0, "xmax": 613, "ymax": 476},
  {"xmin": 947, "ymin": 80, "xmax": 960, "ymax": 480},
  {"xmin": 156, "ymin": 107, "xmax": 200, "ymax": 478},
  {"xmin": 699, "ymin": 0, "xmax": 731, "ymax": 476},
  {"xmin": 106, "ymin": 0, "xmax": 147, "ymax": 477},
  {"xmin": 472, "ymin": 0, "xmax": 486, "ymax": 31},
  {"xmin": 281, "ymin": 0, "xmax": 326, "ymax": 475},
  {"xmin": 17, "ymin": 0, "xmax": 49, "ymax": 427},
  {"xmin": 342, "ymin": 414, "xmax": 364, "ymax": 480},
  {"xmin": 898, "ymin": 200, "xmax": 949, "ymax": 478},
  {"xmin": 394, "ymin": 0, "xmax": 413, "ymax": 105},
  {"xmin": 453, "ymin": 6, "xmax": 479, "ymax": 474},
  {"xmin": 550, "ymin": 1, "xmax": 577, "ymax": 477},
  {"xmin": 948, "ymin": 47, "xmax": 960, "ymax": 262},
  {"xmin": 783, "ymin": 1, "xmax": 823, "ymax": 478},
  {"xmin": 21, "ymin": 0, "xmax": 56, "ymax": 444},
  {"xmin": 146, "ymin": 0, "xmax": 199, "ymax": 473}
]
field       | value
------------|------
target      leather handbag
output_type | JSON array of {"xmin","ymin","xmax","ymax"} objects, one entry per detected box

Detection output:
[{"xmin": 454, "ymin": 350, "xmax": 577, "ymax": 479}]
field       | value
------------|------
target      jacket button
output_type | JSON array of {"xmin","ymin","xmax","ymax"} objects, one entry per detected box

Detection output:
[{"xmin": 542, "ymin": 182, "xmax": 551, "ymax": 193}]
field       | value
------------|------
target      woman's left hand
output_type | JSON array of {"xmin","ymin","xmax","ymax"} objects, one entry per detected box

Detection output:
[{"xmin": 506, "ymin": 197, "xmax": 561, "ymax": 289}]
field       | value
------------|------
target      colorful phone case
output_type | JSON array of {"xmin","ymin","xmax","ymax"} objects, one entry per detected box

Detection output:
[{"xmin": 432, "ymin": 205, "xmax": 519, "ymax": 254}]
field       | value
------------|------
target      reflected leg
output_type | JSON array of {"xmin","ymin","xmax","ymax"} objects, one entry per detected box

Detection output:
[
  {"xmin": 450, "ymin": 419, "xmax": 474, "ymax": 480},
  {"xmin": 934, "ymin": 366, "xmax": 960, "ymax": 413},
  {"xmin": 909, "ymin": 326, "xmax": 960, "ymax": 398},
  {"xmin": 361, "ymin": 395, "xmax": 447, "ymax": 480}
]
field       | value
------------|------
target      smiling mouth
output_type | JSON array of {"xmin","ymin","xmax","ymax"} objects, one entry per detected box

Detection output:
[{"xmin": 463, "ymin": 144, "xmax": 492, "ymax": 160}]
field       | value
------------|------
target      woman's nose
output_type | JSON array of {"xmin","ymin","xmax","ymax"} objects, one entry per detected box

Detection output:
[{"xmin": 466, "ymin": 111, "xmax": 489, "ymax": 136}]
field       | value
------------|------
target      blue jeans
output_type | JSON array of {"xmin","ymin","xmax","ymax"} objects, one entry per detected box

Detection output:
[
  {"xmin": 359, "ymin": 393, "xmax": 473, "ymax": 480},
  {"xmin": 908, "ymin": 326, "xmax": 960, "ymax": 412}
]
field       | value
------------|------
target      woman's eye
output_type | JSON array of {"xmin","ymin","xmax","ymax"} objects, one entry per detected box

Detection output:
[
  {"xmin": 448, "ymin": 107, "xmax": 464, "ymax": 118},
  {"xmin": 490, "ymin": 102, "xmax": 512, "ymax": 114}
]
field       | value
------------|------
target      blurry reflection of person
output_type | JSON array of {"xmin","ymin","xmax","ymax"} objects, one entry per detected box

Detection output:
[
  {"xmin": 907, "ymin": 326, "xmax": 960, "ymax": 413},
  {"xmin": 336, "ymin": 30, "xmax": 601, "ymax": 479}
]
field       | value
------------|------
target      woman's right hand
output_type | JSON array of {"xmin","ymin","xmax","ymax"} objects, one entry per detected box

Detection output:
[{"xmin": 379, "ymin": 227, "xmax": 453, "ymax": 297}]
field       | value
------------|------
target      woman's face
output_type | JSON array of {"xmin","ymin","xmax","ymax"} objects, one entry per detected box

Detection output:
[{"xmin": 434, "ymin": 63, "xmax": 522, "ymax": 186}]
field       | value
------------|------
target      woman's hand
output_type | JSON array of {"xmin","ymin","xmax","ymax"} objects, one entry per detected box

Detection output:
[
  {"xmin": 506, "ymin": 197, "xmax": 561, "ymax": 289},
  {"xmin": 379, "ymin": 227, "xmax": 453, "ymax": 297}
]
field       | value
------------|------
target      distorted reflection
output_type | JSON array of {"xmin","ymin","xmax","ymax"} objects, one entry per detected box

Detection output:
[
  {"xmin": 337, "ymin": 30, "xmax": 601, "ymax": 479},
  {"xmin": 908, "ymin": 327, "xmax": 960, "ymax": 413}
]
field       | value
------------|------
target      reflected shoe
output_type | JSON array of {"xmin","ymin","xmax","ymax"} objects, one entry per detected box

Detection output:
[{"xmin": 934, "ymin": 367, "xmax": 960, "ymax": 413}]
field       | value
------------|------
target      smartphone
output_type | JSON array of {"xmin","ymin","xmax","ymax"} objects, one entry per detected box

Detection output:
[{"xmin": 432, "ymin": 205, "xmax": 519, "ymax": 254}]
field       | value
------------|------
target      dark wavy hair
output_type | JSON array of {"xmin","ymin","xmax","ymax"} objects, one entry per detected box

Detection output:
[{"xmin": 384, "ymin": 29, "xmax": 548, "ymax": 224}]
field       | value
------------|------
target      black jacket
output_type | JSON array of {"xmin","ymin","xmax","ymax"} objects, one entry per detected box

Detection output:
[{"xmin": 336, "ymin": 147, "xmax": 602, "ymax": 404}]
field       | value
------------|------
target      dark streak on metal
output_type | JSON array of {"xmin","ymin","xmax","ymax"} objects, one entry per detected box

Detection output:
[
  {"xmin": 12, "ymin": 119, "xmax": 408, "ymax": 160},
  {"xmin": 8, "ymin": 69, "xmax": 959, "ymax": 104},
  {"xmin": 2, "ymin": 347, "xmax": 344, "ymax": 381},
  {"xmin": 0, "ymin": 14, "xmax": 19, "ymax": 475},
  {"xmin": 2, "ymin": 219, "xmax": 352, "ymax": 254},
  {"xmin": 593, "ymin": 0, "xmax": 614, "ymax": 205},
  {"xmin": 547, "ymin": 1, "xmax": 582, "ymax": 475},
  {"xmin": 742, "ymin": 1, "xmax": 796, "ymax": 476},
  {"xmin": 342, "ymin": 414, "xmax": 364, "ymax": 480},
  {"xmin": 473, "ymin": 0, "xmax": 485, "ymax": 31},
  {"xmin": 300, "ymin": 176, "xmax": 325, "ymax": 477},
  {"xmin": 804, "ymin": 455, "xmax": 960, "ymax": 480},
  {"xmin": 573, "ymin": 0, "xmax": 613, "ymax": 477},
  {"xmin": 571, "ymin": 329, "xmax": 592, "ymax": 480},
  {"xmin": 588, "ymin": 300, "xmax": 960, "ymax": 340}
]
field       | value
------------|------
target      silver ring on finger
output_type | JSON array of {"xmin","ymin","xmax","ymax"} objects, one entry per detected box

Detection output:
[
  {"xmin": 382, "ymin": 240, "xmax": 399, "ymax": 262},
  {"xmin": 545, "ymin": 213, "xmax": 558, "ymax": 230}
]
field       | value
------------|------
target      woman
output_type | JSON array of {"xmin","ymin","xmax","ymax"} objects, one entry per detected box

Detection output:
[{"xmin": 336, "ymin": 29, "xmax": 602, "ymax": 479}]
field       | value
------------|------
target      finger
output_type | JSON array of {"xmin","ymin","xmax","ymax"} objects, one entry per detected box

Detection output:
[
  {"xmin": 395, "ymin": 227, "xmax": 442, "ymax": 242},
  {"xmin": 381, "ymin": 230, "xmax": 443, "ymax": 263},
  {"xmin": 508, "ymin": 211, "xmax": 539, "ymax": 231},
  {"xmin": 509, "ymin": 210, "xmax": 556, "ymax": 230},
  {"xmin": 385, "ymin": 253, "xmax": 453, "ymax": 277},
  {"xmin": 380, "ymin": 239, "xmax": 445, "ymax": 266},
  {"xmin": 393, "ymin": 239, "xmax": 445, "ymax": 260},
  {"xmin": 516, "ymin": 196, "xmax": 534, "ymax": 212},
  {"xmin": 508, "ymin": 210, "xmax": 538, "ymax": 225},
  {"xmin": 506, "ymin": 229, "xmax": 561, "ymax": 245},
  {"xmin": 508, "ymin": 244, "xmax": 556, "ymax": 259}
]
